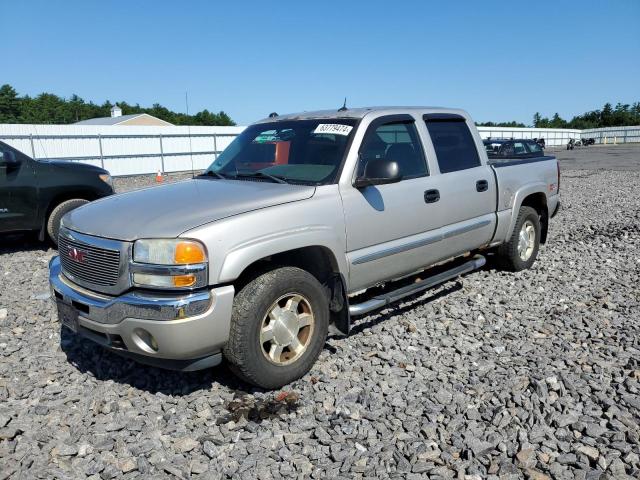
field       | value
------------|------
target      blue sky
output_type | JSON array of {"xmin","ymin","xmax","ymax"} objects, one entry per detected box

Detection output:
[{"xmin": 3, "ymin": 0, "xmax": 639, "ymax": 125}]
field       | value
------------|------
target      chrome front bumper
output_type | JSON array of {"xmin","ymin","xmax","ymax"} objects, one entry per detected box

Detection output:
[{"xmin": 49, "ymin": 256, "xmax": 235, "ymax": 371}]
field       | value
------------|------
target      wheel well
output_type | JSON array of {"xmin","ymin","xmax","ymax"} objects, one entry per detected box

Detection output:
[
  {"xmin": 233, "ymin": 246, "xmax": 349, "ymax": 332},
  {"xmin": 45, "ymin": 190, "xmax": 97, "ymax": 218},
  {"xmin": 235, "ymin": 246, "xmax": 341, "ymax": 290},
  {"xmin": 38, "ymin": 190, "xmax": 98, "ymax": 240},
  {"xmin": 521, "ymin": 192, "xmax": 549, "ymax": 243}
]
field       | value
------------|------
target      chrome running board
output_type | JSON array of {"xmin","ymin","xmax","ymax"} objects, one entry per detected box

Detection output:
[{"xmin": 348, "ymin": 254, "xmax": 486, "ymax": 316}]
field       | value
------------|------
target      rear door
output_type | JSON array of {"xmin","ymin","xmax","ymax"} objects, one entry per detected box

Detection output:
[{"xmin": 422, "ymin": 114, "xmax": 496, "ymax": 259}]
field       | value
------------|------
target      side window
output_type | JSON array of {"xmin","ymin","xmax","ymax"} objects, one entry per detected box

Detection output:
[
  {"xmin": 513, "ymin": 142, "xmax": 527, "ymax": 155},
  {"xmin": 500, "ymin": 143, "xmax": 515, "ymax": 157},
  {"xmin": 0, "ymin": 144, "xmax": 19, "ymax": 164},
  {"xmin": 527, "ymin": 141, "xmax": 542, "ymax": 154},
  {"xmin": 358, "ymin": 121, "xmax": 427, "ymax": 179},
  {"xmin": 425, "ymin": 120, "xmax": 481, "ymax": 173}
]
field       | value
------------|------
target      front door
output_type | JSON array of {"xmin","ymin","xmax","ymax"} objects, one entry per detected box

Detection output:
[
  {"xmin": 340, "ymin": 115, "xmax": 449, "ymax": 291},
  {"xmin": 0, "ymin": 144, "xmax": 38, "ymax": 233}
]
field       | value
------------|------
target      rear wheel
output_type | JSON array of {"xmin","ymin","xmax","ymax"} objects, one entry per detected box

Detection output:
[
  {"xmin": 224, "ymin": 267, "xmax": 329, "ymax": 389},
  {"xmin": 496, "ymin": 206, "xmax": 541, "ymax": 271},
  {"xmin": 46, "ymin": 199, "xmax": 89, "ymax": 246}
]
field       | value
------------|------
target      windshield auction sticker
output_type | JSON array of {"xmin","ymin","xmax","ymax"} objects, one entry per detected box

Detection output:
[{"xmin": 313, "ymin": 124, "xmax": 353, "ymax": 136}]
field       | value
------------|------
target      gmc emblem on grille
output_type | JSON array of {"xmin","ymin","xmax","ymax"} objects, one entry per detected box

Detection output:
[{"xmin": 67, "ymin": 247, "xmax": 88, "ymax": 264}]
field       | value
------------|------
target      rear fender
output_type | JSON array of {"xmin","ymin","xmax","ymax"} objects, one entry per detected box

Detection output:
[{"xmin": 504, "ymin": 183, "xmax": 547, "ymax": 240}]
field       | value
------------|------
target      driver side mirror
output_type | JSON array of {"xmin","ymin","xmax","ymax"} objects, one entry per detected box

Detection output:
[
  {"xmin": 354, "ymin": 158, "xmax": 402, "ymax": 188},
  {"xmin": 0, "ymin": 150, "xmax": 18, "ymax": 166}
]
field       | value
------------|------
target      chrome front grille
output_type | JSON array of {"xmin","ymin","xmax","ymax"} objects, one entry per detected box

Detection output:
[{"xmin": 59, "ymin": 233, "xmax": 121, "ymax": 287}]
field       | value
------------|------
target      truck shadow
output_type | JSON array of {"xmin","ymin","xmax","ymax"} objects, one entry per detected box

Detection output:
[
  {"xmin": 59, "ymin": 329, "xmax": 259, "ymax": 396},
  {"xmin": 0, "ymin": 233, "xmax": 52, "ymax": 254},
  {"xmin": 327, "ymin": 253, "xmax": 505, "ymax": 347},
  {"xmin": 59, "ymin": 263, "xmax": 489, "ymax": 395},
  {"xmin": 336, "ymin": 281, "xmax": 464, "ymax": 341}
]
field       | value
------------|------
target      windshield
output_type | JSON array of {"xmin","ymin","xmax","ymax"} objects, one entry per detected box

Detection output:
[{"xmin": 204, "ymin": 119, "xmax": 358, "ymax": 185}]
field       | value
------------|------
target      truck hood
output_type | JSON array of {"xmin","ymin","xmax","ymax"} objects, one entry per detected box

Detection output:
[
  {"xmin": 63, "ymin": 178, "xmax": 316, "ymax": 241},
  {"xmin": 38, "ymin": 159, "xmax": 109, "ymax": 175}
]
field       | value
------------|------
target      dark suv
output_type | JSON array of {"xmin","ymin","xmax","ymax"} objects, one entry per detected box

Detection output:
[
  {"xmin": 484, "ymin": 139, "xmax": 545, "ymax": 159},
  {"xmin": 0, "ymin": 141, "xmax": 114, "ymax": 245}
]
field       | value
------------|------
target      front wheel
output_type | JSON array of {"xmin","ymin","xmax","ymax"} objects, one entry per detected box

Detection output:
[
  {"xmin": 224, "ymin": 267, "xmax": 329, "ymax": 389},
  {"xmin": 47, "ymin": 199, "xmax": 89, "ymax": 246},
  {"xmin": 496, "ymin": 206, "xmax": 541, "ymax": 271}
]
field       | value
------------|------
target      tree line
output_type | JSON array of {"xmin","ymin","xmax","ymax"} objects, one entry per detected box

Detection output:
[
  {"xmin": 1, "ymin": 83, "xmax": 638, "ymax": 129},
  {"xmin": 0, "ymin": 84, "xmax": 235, "ymax": 126},
  {"xmin": 477, "ymin": 101, "xmax": 640, "ymax": 129},
  {"xmin": 476, "ymin": 120, "xmax": 527, "ymax": 128},
  {"xmin": 533, "ymin": 102, "xmax": 640, "ymax": 129}
]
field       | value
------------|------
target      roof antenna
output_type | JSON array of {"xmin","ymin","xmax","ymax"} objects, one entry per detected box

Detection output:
[
  {"xmin": 185, "ymin": 91, "xmax": 195, "ymax": 178},
  {"xmin": 268, "ymin": 112, "xmax": 278, "ymax": 118},
  {"xmin": 338, "ymin": 98, "xmax": 347, "ymax": 112}
]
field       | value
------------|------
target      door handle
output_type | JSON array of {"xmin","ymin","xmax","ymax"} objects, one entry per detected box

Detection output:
[
  {"xmin": 476, "ymin": 180, "xmax": 489, "ymax": 192},
  {"xmin": 424, "ymin": 189, "xmax": 440, "ymax": 203}
]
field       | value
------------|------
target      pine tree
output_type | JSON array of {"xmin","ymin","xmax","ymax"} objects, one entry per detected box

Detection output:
[
  {"xmin": 533, "ymin": 112, "xmax": 542, "ymax": 128},
  {"xmin": 0, "ymin": 84, "xmax": 21, "ymax": 123}
]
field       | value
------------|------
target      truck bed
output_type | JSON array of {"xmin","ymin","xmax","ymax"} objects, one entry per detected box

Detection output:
[
  {"xmin": 487, "ymin": 155, "xmax": 556, "ymax": 168},
  {"xmin": 487, "ymin": 154, "xmax": 560, "ymax": 246}
]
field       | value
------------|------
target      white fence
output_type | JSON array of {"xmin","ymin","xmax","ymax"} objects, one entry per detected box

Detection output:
[
  {"xmin": 580, "ymin": 125, "xmax": 640, "ymax": 144},
  {"xmin": 476, "ymin": 127, "xmax": 582, "ymax": 147},
  {"xmin": 1, "ymin": 123, "xmax": 638, "ymax": 176},
  {"xmin": 0, "ymin": 124, "xmax": 245, "ymax": 176},
  {"xmin": 477, "ymin": 125, "xmax": 640, "ymax": 145}
]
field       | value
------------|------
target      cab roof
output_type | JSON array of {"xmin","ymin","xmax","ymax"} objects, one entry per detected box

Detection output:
[{"xmin": 255, "ymin": 106, "xmax": 468, "ymax": 124}]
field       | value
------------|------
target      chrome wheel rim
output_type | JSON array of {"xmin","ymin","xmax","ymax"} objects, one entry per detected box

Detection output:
[
  {"xmin": 517, "ymin": 220, "xmax": 536, "ymax": 261},
  {"xmin": 260, "ymin": 293, "xmax": 315, "ymax": 366}
]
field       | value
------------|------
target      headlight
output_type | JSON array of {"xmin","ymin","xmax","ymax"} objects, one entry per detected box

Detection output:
[
  {"xmin": 132, "ymin": 239, "xmax": 208, "ymax": 289},
  {"xmin": 99, "ymin": 173, "xmax": 113, "ymax": 187},
  {"xmin": 134, "ymin": 239, "xmax": 206, "ymax": 265}
]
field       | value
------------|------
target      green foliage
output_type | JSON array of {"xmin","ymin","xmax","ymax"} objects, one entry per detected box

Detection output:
[
  {"xmin": 4, "ymin": 83, "xmax": 638, "ymax": 130},
  {"xmin": 0, "ymin": 84, "xmax": 235, "ymax": 126},
  {"xmin": 533, "ymin": 102, "xmax": 640, "ymax": 129},
  {"xmin": 0, "ymin": 85, "xmax": 21, "ymax": 123},
  {"xmin": 476, "ymin": 120, "xmax": 526, "ymax": 128}
]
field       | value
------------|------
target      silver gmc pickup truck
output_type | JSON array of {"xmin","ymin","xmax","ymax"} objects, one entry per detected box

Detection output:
[{"xmin": 49, "ymin": 107, "xmax": 560, "ymax": 389}]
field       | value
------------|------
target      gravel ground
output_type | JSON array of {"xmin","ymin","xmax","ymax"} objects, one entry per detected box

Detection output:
[
  {"xmin": 552, "ymin": 145, "xmax": 640, "ymax": 171},
  {"xmin": 0, "ymin": 166, "xmax": 639, "ymax": 479},
  {"xmin": 113, "ymin": 173, "xmax": 196, "ymax": 192}
]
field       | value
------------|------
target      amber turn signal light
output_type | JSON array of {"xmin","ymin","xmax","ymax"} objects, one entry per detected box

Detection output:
[
  {"xmin": 174, "ymin": 241, "xmax": 206, "ymax": 264},
  {"xmin": 172, "ymin": 274, "xmax": 197, "ymax": 287}
]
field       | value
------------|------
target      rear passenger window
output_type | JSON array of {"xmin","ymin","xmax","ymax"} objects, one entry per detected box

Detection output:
[{"xmin": 425, "ymin": 120, "xmax": 481, "ymax": 173}]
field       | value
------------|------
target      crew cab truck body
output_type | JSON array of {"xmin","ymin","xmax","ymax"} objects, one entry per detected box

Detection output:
[
  {"xmin": 49, "ymin": 107, "xmax": 560, "ymax": 389},
  {"xmin": 0, "ymin": 141, "xmax": 114, "ymax": 244}
]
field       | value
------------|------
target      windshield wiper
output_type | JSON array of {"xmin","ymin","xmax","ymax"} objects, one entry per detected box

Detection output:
[
  {"xmin": 234, "ymin": 171, "xmax": 289, "ymax": 184},
  {"xmin": 197, "ymin": 171, "xmax": 228, "ymax": 179}
]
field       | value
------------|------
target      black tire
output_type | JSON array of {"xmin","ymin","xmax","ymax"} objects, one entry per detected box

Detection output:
[
  {"xmin": 224, "ymin": 266, "xmax": 329, "ymax": 389},
  {"xmin": 496, "ymin": 206, "xmax": 541, "ymax": 272},
  {"xmin": 46, "ymin": 199, "xmax": 89, "ymax": 246}
]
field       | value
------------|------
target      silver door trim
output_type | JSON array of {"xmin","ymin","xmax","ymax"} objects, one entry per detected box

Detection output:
[
  {"xmin": 350, "ymin": 219, "xmax": 491, "ymax": 265},
  {"xmin": 443, "ymin": 219, "xmax": 491, "ymax": 239}
]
